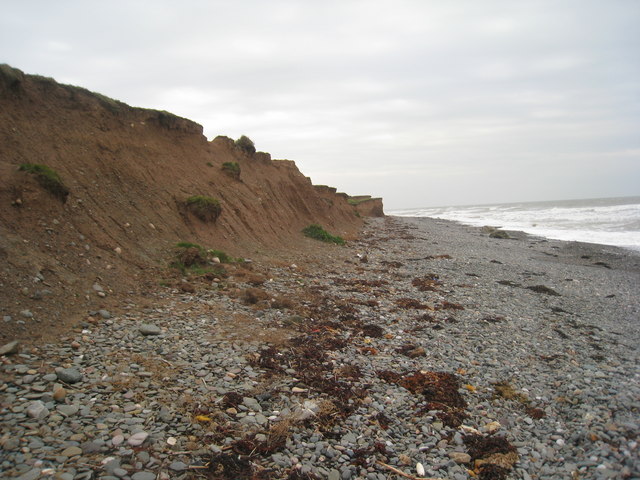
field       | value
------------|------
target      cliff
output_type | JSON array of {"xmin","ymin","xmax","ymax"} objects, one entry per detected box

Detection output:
[{"xmin": 0, "ymin": 64, "xmax": 382, "ymax": 343}]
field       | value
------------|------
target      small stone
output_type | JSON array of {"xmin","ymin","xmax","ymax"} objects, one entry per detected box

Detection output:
[
  {"xmin": 139, "ymin": 324, "xmax": 161, "ymax": 336},
  {"xmin": 169, "ymin": 461, "xmax": 188, "ymax": 472},
  {"xmin": 15, "ymin": 469, "xmax": 40, "ymax": 480},
  {"xmin": 20, "ymin": 310, "xmax": 34, "ymax": 318},
  {"xmin": 341, "ymin": 433, "xmax": 357, "ymax": 445},
  {"xmin": 92, "ymin": 284, "xmax": 104, "ymax": 292},
  {"xmin": 484, "ymin": 421, "xmax": 501, "ymax": 433},
  {"xmin": 57, "ymin": 404, "xmax": 79, "ymax": 417},
  {"xmin": 56, "ymin": 367, "xmax": 83, "ymax": 384},
  {"xmin": 0, "ymin": 340, "xmax": 20, "ymax": 355},
  {"xmin": 166, "ymin": 437, "xmax": 177, "ymax": 446},
  {"xmin": 128, "ymin": 431, "xmax": 149, "ymax": 446},
  {"xmin": 416, "ymin": 463, "xmax": 426, "ymax": 476},
  {"xmin": 61, "ymin": 446, "xmax": 83, "ymax": 457},
  {"xmin": 112, "ymin": 434, "xmax": 125, "ymax": 446},
  {"xmin": 448, "ymin": 452, "xmax": 471, "ymax": 464},
  {"xmin": 113, "ymin": 468, "xmax": 128, "ymax": 478},
  {"xmin": 98, "ymin": 309, "xmax": 112, "ymax": 319},
  {"xmin": 131, "ymin": 473, "xmax": 156, "ymax": 480},
  {"xmin": 291, "ymin": 387, "xmax": 307, "ymax": 393},
  {"xmin": 26, "ymin": 400, "xmax": 49, "ymax": 419}
]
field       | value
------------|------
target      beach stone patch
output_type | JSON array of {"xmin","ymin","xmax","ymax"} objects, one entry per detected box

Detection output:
[{"xmin": 0, "ymin": 216, "xmax": 638, "ymax": 480}]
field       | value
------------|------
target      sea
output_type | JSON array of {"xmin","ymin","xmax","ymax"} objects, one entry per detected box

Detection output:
[{"xmin": 391, "ymin": 196, "xmax": 640, "ymax": 252}]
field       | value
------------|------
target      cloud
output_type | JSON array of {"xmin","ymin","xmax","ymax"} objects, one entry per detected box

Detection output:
[{"xmin": 1, "ymin": 0, "xmax": 638, "ymax": 208}]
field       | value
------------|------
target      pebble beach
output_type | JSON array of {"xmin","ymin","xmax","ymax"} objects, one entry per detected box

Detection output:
[{"xmin": 1, "ymin": 216, "xmax": 638, "ymax": 480}]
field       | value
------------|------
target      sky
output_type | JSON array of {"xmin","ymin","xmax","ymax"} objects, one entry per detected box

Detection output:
[{"xmin": 1, "ymin": 1, "xmax": 639, "ymax": 210}]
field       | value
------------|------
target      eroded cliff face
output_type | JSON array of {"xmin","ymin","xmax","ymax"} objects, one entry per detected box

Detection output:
[{"xmin": 0, "ymin": 65, "xmax": 381, "ymax": 342}]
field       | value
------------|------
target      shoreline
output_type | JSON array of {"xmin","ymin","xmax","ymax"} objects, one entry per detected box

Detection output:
[{"xmin": 1, "ymin": 216, "xmax": 638, "ymax": 479}]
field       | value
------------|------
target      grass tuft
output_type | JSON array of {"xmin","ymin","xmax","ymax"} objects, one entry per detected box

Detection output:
[
  {"xmin": 302, "ymin": 224, "xmax": 345, "ymax": 245},
  {"xmin": 221, "ymin": 162, "xmax": 241, "ymax": 180},
  {"xmin": 19, "ymin": 163, "xmax": 69, "ymax": 201}
]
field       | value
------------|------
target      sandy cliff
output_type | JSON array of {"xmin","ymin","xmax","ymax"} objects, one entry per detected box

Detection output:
[{"xmin": 0, "ymin": 64, "xmax": 382, "ymax": 343}]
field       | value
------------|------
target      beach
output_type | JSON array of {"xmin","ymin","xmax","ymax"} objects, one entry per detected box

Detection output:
[{"xmin": 1, "ymin": 216, "xmax": 639, "ymax": 479}]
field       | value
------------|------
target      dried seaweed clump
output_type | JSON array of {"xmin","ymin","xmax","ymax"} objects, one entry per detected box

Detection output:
[
  {"xmin": 412, "ymin": 274, "xmax": 442, "ymax": 292},
  {"xmin": 463, "ymin": 434, "xmax": 519, "ymax": 480},
  {"xmin": 380, "ymin": 370, "xmax": 468, "ymax": 427}
]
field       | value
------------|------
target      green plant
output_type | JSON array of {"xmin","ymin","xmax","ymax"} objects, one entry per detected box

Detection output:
[
  {"xmin": 221, "ymin": 162, "xmax": 241, "ymax": 180},
  {"xmin": 234, "ymin": 135, "xmax": 256, "ymax": 155},
  {"xmin": 206, "ymin": 162, "xmax": 214, "ymax": 167},
  {"xmin": 175, "ymin": 241, "xmax": 204, "ymax": 250},
  {"xmin": 302, "ymin": 224, "xmax": 345, "ymax": 245},
  {"xmin": 171, "ymin": 242, "xmax": 229, "ymax": 276},
  {"xmin": 347, "ymin": 196, "xmax": 372, "ymax": 206},
  {"xmin": 185, "ymin": 195, "xmax": 221, "ymax": 222},
  {"xmin": 19, "ymin": 163, "xmax": 70, "ymax": 201}
]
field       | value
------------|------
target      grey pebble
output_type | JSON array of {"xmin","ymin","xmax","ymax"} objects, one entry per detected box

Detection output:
[
  {"xmin": 169, "ymin": 461, "xmax": 188, "ymax": 471},
  {"xmin": 131, "ymin": 472, "xmax": 156, "ymax": 480},
  {"xmin": 139, "ymin": 324, "xmax": 161, "ymax": 335},
  {"xmin": 56, "ymin": 367, "xmax": 83, "ymax": 383}
]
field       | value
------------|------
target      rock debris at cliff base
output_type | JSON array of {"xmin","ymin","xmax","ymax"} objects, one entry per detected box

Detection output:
[{"xmin": 1, "ymin": 216, "xmax": 639, "ymax": 479}]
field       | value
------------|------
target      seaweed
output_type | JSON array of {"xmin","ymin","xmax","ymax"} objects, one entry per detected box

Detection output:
[
  {"xmin": 436, "ymin": 301, "xmax": 464, "ymax": 311},
  {"xmin": 526, "ymin": 285, "xmax": 560, "ymax": 296},
  {"xmin": 411, "ymin": 274, "xmax": 442, "ymax": 292},
  {"xmin": 395, "ymin": 298, "xmax": 430, "ymax": 310},
  {"xmin": 359, "ymin": 324, "xmax": 385, "ymax": 338}
]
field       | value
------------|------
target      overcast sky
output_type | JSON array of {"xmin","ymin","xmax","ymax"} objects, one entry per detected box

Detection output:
[{"xmin": 2, "ymin": 1, "xmax": 639, "ymax": 209}]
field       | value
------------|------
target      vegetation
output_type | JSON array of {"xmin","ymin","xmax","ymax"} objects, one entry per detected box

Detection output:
[
  {"xmin": 19, "ymin": 163, "xmax": 69, "ymax": 201},
  {"xmin": 185, "ymin": 195, "xmax": 222, "ymax": 222},
  {"xmin": 171, "ymin": 242, "xmax": 240, "ymax": 275},
  {"xmin": 234, "ymin": 135, "xmax": 256, "ymax": 155},
  {"xmin": 221, "ymin": 161, "xmax": 241, "ymax": 180},
  {"xmin": 302, "ymin": 224, "xmax": 345, "ymax": 245},
  {"xmin": 347, "ymin": 195, "xmax": 372, "ymax": 206}
]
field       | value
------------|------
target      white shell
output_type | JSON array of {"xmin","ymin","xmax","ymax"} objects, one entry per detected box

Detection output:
[{"xmin": 416, "ymin": 462, "xmax": 425, "ymax": 476}]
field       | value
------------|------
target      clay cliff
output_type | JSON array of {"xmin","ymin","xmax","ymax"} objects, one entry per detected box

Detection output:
[{"xmin": 0, "ymin": 64, "xmax": 383, "ymax": 343}]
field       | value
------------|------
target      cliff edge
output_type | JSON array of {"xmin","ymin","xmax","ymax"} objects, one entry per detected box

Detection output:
[{"xmin": 0, "ymin": 64, "xmax": 383, "ymax": 343}]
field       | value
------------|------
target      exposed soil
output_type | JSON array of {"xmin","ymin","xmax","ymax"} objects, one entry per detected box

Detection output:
[{"xmin": 0, "ymin": 64, "xmax": 383, "ymax": 345}]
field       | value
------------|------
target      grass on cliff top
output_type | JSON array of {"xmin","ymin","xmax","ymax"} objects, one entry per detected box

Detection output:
[
  {"xmin": 347, "ymin": 196, "xmax": 372, "ymax": 206},
  {"xmin": 19, "ymin": 163, "xmax": 69, "ymax": 201},
  {"xmin": 302, "ymin": 224, "xmax": 345, "ymax": 245}
]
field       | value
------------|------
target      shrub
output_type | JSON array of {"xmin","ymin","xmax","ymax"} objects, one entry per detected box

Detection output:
[
  {"xmin": 235, "ymin": 135, "xmax": 256, "ymax": 155},
  {"xmin": 185, "ymin": 195, "xmax": 221, "ymax": 222},
  {"xmin": 207, "ymin": 249, "xmax": 238, "ymax": 263},
  {"xmin": 221, "ymin": 162, "xmax": 241, "ymax": 180},
  {"xmin": 171, "ymin": 242, "xmax": 234, "ymax": 276},
  {"xmin": 19, "ymin": 163, "xmax": 69, "ymax": 201},
  {"xmin": 241, "ymin": 288, "xmax": 270, "ymax": 305},
  {"xmin": 302, "ymin": 224, "xmax": 345, "ymax": 245}
]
